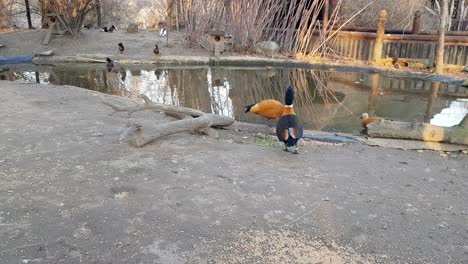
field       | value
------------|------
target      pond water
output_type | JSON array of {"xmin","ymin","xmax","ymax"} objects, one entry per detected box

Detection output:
[{"xmin": 1, "ymin": 65, "xmax": 467, "ymax": 133}]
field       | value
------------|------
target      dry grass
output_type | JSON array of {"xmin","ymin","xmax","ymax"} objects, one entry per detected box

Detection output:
[
  {"xmin": 339, "ymin": 0, "xmax": 439, "ymax": 31},
  {"xmin": 182, "ymin": 0, "xmax": 349, "ymax": 57},
  {"xmin": 0, "ymin": 0, "xmax": 15, "ymax": 29}
]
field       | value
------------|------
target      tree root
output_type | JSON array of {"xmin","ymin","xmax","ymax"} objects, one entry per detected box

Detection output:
[{"xmin": 102, "ymin": 95, "xmax": 235, "ymax": 147}]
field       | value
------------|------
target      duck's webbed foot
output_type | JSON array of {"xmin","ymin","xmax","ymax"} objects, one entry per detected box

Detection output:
[{"xmin": 292, "ymin": 145, "xmax": 299, "ymax": 154}]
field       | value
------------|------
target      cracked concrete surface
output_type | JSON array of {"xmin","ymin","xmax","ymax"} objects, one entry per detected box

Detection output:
[{"xmin": 0, "ymin": 81, "xmax": 467, "ymax": 263}]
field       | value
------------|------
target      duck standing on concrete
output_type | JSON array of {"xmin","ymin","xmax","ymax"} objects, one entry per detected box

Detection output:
[
  {"xmin": 160, "ymin": 27, "xmax": 167, "ymax": 37},
  {"xmin": 153, "ymin": 44, "xmax": 160, "ymax": 59},
  {"xmin": 118, "ymin": 42, "xmax": 125, "ymax": 55},
  {"xmin": 276, "ymin": 85, "xmax": 303, "ymax": 154}
]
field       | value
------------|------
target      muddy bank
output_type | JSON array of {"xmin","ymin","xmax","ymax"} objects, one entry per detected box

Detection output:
[{"xmin": 1, "ymin": 81, "xmax": 467, "ymax": 263}]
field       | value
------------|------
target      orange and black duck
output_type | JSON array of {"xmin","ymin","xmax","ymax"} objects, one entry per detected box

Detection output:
[
  {"xmin": 276, "ymin": 85, "xmax": 303, "ymax": 154},
  {"xmin": 361, "ymin": 113, "xmax": 383, "ymax": 128},
  {"xmin": 244, "ymin": 99, "xmax": 284, "ymax": 120}
]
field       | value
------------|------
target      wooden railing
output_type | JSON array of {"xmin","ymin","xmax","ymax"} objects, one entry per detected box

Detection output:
[
  {"xmin": 332, "ymin": 10, "xmax": 468, "ymax": 66},
  {"xmin": 265, "ymin": 10, "xmax": 468, "ymax": 66}
]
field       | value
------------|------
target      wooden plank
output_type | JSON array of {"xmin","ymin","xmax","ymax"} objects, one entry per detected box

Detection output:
[{"xmin": 332, "ymin": 31, "xmax": 468, "ymax": 45}]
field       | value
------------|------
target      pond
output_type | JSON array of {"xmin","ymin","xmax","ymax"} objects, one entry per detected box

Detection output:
[{"xmin": 1, "ymin": 65, "xmax": 467, "ymax": 133}]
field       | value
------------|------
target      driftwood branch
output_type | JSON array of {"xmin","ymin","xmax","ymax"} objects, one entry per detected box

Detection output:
[
  {"xmin": 125, "ymin": 114, "xmax": 233, "ymax": 147},
  {"xmin": 367, "ymin": 119, "xmax": 468, "ymax": 145},
  {"xmin": 102, "ymin": 97, "xmax": 205, "ymax": 117},
  {"xmin": 102, "ymin": 96, "xmax": 235, "ymax": 147}
]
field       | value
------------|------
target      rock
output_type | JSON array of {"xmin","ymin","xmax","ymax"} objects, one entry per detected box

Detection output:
[
  {"xmin": 127, "ymin": 23, "xmax": 139, "ymax": 33},
  {"xmin": 461, "ymin": 80, "xmax": 468, "ymax": 87},
  {"xmin": 438, "ymin": 221, "xmax": 448, "ymax": 228},
  {"xmin": 464, "ymin": 65, "xmax": 468, "ymax": 72},
  {"xmin": 368, "ymin": 213, "xmax": 377, "ymax": 221},
  {"xmin": 68, "ymin": 250, "xmax": 82, "ymax": 259},
  {"xmin": 36, "ymin": 50, "xmax": 54, "ymax": 56},
  {"xmin": 254, "ymin": 41, "xmax": 280, "ymax": 56}
]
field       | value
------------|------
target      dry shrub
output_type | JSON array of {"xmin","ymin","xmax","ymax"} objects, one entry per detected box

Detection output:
[
  {"xmin": 183, "ymin": 0, "xmax": 223, "ymax": 45},
  {"xmin": 184, "ymin": 0, "xmax": 344, "ymax": 56},
  {"xmin": 427, "ymin": 0, "xmax": 468, "ymax": 31},
  {"xmin": 37, "ymin": 0, "xmax": 97, "ymax": 34},
  {"xmin": 0, "ymin": 0, "xmax": 15, "ymax": 29},
  {"xmin": 339, "ymin": 0, "xmax": 437, "ymax": 31}
]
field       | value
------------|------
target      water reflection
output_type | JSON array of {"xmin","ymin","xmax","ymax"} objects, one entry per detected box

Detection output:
[{"xmin": 2, "ymin": 66, "xmax": 467, "ymax": 133}]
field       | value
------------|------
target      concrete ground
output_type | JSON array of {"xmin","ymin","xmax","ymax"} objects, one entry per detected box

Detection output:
[
  {"xmin": 0, "ymin": 81, "xmax": 467, "ymax": 264},
  {"xmin": 0, "ymin": 29, "xmax": 210, "ymax": 59}
]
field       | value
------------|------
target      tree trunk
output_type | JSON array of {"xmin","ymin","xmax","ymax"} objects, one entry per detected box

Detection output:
[
  {"xmin": 435, "ymin": 0, "xmax": 448, "ymax": 74},
  {"xmin": 96, "ymin": 0, "xmax": 102, "ymax": 27},
  {"xmin": 175, "ymin": 0, "xmax": 179, "ymax": 31},
  {"xmin": 166, "ymin": 0, "xmax": 175, "ymax": 29},
  {"xmin": 224, "ymin": 0, "xmax": 232, "ymax": 30},
  {"xmin": 40, "ymin": 0, "xmax": 47, "ymax": 29},
  {"xmin": 25, "ymin": 0, "xmax": 33, "ymax": 29}
]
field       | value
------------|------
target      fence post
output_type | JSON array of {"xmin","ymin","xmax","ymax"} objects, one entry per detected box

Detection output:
[
  {"xmin": 372, "ymin": 10, "xmax": 388, "ymax": 61},
  {"xmin": 412, "ymin": 10, "xmax": 421, "ymax": 34}
]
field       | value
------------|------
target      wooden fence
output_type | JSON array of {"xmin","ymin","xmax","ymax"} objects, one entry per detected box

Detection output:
[
  {"xmin": 266, "ymin": 10, "xmax": 468, "ymax": 66},
  {"xmin": 332, "ymin": 10, "xmax": 468, "ymax": 66},
  {"xmin": 330, "ymin": 31, "xmax": 468, "ymax": 66}
]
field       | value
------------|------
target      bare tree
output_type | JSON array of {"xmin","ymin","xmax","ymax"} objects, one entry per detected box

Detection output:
[
  {"xmin": 25, "ymin": 0, "xmax": 33, "ymax": 28},
  {"xmin": 96, "ymin": 0, "xmax": 102, "ymax": 27},
  {"xmin": 38, "ymin": 0, "xmax": 97, "ymax": 35},
  {"xmin": 0, "ymin": 0, "xmax": 14, "ymax": 28}
]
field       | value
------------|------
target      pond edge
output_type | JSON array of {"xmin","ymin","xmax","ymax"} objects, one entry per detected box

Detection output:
[{"xmin": 31, "ymin": 55, "xmax": 467, "ymax": 83}]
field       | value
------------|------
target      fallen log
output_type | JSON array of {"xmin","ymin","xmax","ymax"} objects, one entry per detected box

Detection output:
[
  {"xmin": 124, "ymin": 114, "xmax": 234, "ymax": 147},
  {"xmin": 367, "ymin": 119, "xmax": 468, "ymax": 145},
  {"xmin": 102, "ymin": 96, "xmax": 235, "ymax": 147}
]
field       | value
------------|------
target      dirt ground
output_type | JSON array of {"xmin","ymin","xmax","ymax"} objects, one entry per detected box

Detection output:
[
  {"xmin": 1, "ymin": 80, "xmax": 467, "ymax": 263},
  {"xmin": 0, "ymin": 29, "xmax": 210, "ymax": 59}
]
